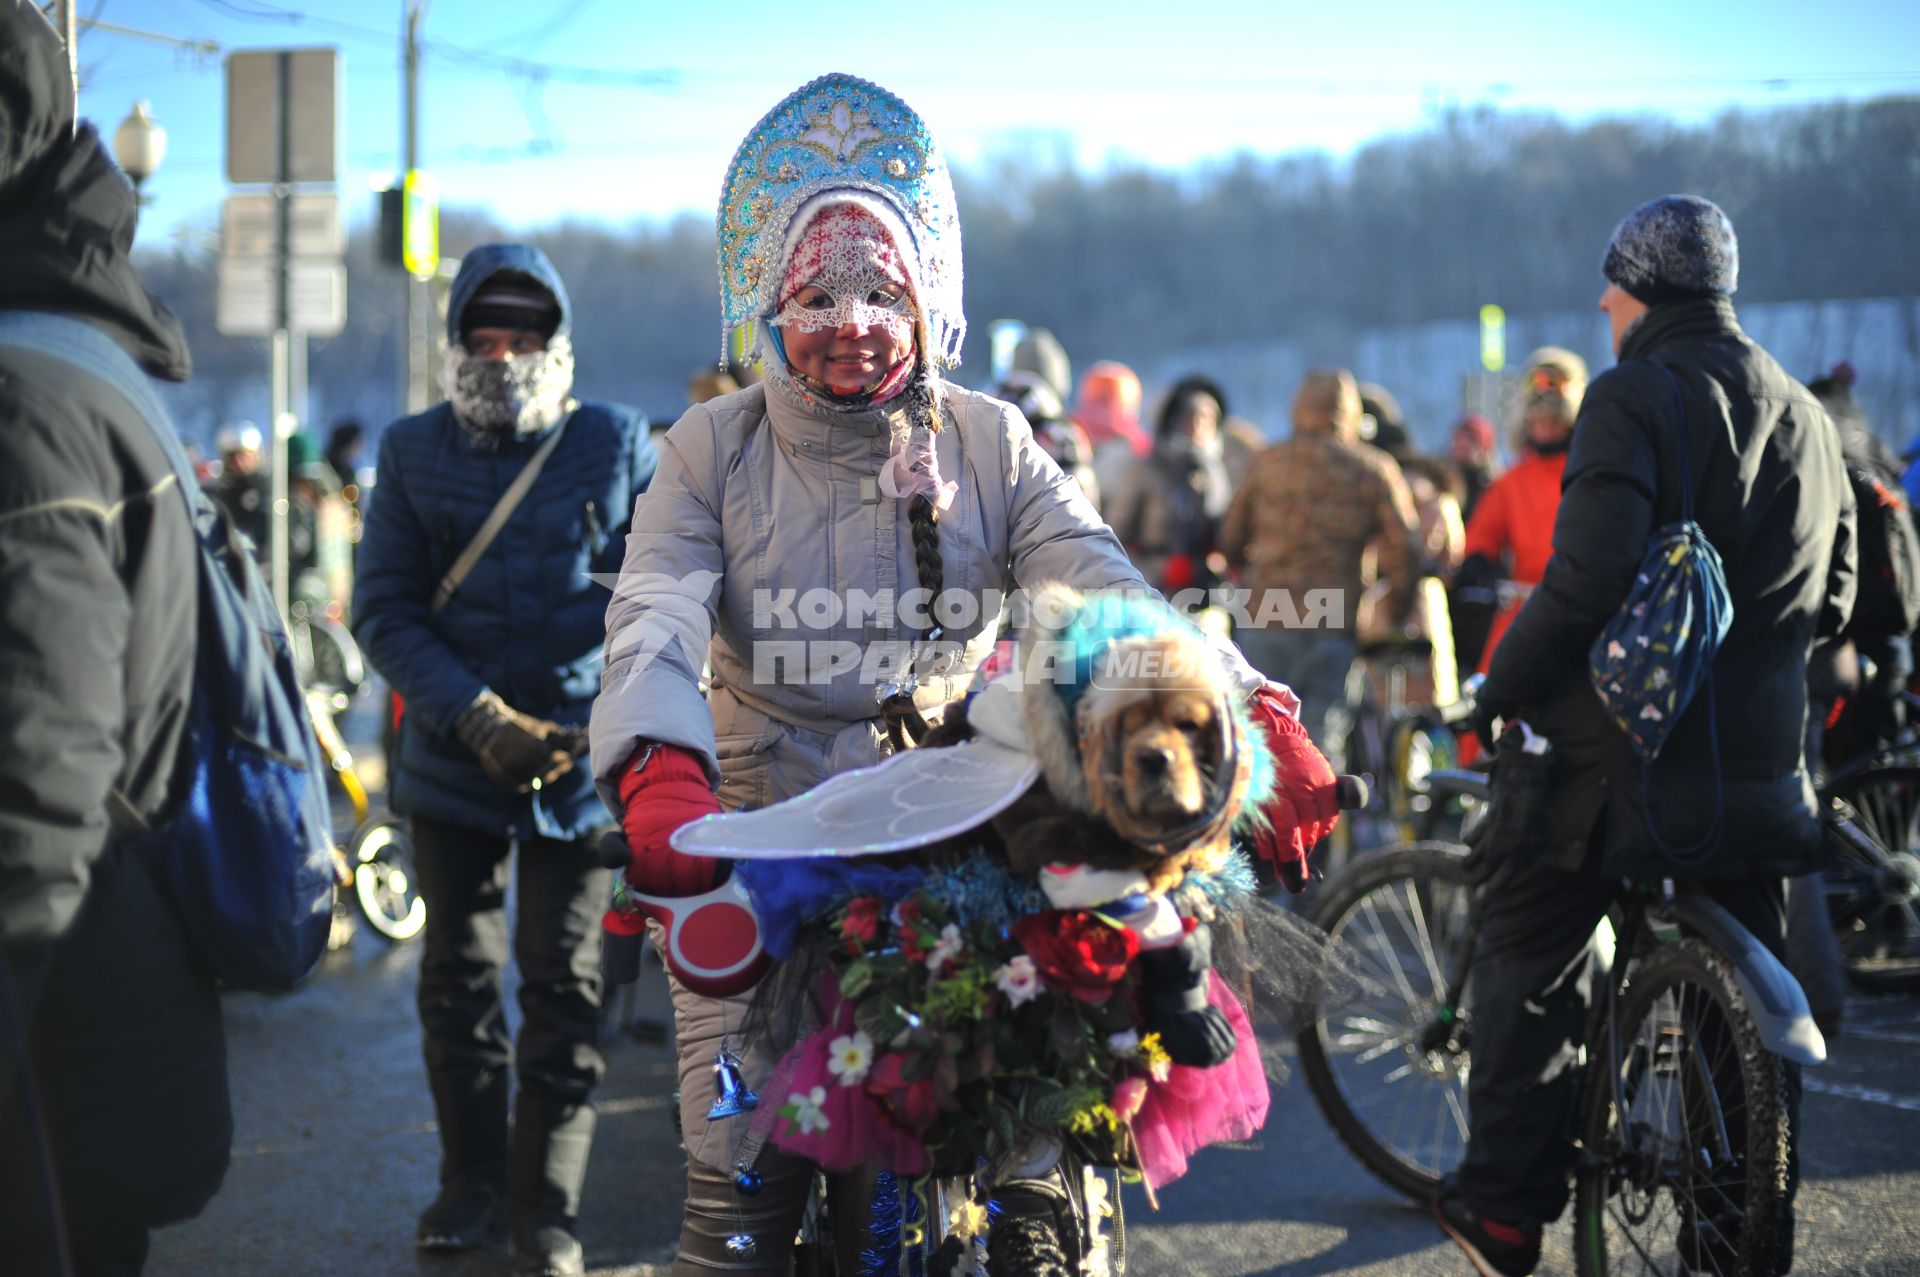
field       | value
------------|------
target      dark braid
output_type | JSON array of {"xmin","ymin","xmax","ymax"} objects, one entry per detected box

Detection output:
[
  {"xmin": 881, "ymin": 382, "xmax": 947, "ymax": 751},
  {"xmin": 907, "ymin": 492, "xmax": 944, "ymax": 610}
]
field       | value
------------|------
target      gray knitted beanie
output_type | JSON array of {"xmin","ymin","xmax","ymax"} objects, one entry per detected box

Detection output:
[{"xmin": 1601, "ymin": 195, "xmax": 1738, "ymax": 305}]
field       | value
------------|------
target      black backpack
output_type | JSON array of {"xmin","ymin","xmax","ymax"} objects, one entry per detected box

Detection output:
[{"xmin": 1845, "ymin": 459, "xmax": 1920, "ymax": 638}]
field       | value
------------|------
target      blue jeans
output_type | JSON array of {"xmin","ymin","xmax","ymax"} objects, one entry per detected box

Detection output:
[{"xmin": 1234, "ymin": 628, "xmax": 1356, "ymax": 750}]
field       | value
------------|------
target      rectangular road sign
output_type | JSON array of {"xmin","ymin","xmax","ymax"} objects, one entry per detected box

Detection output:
[
  {"xmin": 227, "ymin": 49, "xmax": 339, "ymax": 184},
  {"xmin": 216, "ymin": 258, "xmax": 347, "ymax": 337},
  {"xmin": 223, "ymin": 193, "xmax": 344, "ymax": 259}
]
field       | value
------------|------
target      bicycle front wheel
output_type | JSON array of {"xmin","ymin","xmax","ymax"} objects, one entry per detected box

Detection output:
[
  {"xmin": 1574, "ymin": 938, "xmax": 1790, "ymax": 1277},
  {"xmin": 1296, "ymin": 842, "xmax": 1477, "ymax": 1201}
]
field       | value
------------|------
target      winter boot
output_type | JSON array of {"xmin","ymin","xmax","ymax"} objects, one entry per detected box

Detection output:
[
  {"xmin": 509, "ymin": 1093, "xmax": 596, "ymax": 1276},
  {"xmin": 417, "ymin": 1067, "xmax": 510, "ymax": 1251}
]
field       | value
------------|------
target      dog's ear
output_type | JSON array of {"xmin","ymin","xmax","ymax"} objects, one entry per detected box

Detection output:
[{"xmin": 1194, "ymin": 698, "xmax": 1227, "ymax": 776}]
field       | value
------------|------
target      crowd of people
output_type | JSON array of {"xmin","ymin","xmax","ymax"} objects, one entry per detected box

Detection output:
[{"xmin": 0, "ymin": 9, "xmax": 1894, "ymax": 1275}]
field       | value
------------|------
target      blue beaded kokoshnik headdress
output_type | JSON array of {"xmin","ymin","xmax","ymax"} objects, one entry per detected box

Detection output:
[{"xmin": 717, "ymin": 73, "xmax": 965, "ymax": 369}]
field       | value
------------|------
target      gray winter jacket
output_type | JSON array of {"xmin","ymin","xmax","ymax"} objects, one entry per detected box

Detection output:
[{"xmin": 593, "ymin": 379, "xmax": 1240, "ymax": 811}]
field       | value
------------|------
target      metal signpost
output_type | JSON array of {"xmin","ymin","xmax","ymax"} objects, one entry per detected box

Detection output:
[{"xmin": 217, "ymin": 48, "xmax": 342, "ymax": 623}]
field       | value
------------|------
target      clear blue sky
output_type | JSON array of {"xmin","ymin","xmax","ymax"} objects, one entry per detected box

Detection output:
[{"xmin": 68, "ymin": 0, "xmax": 1920, "ymax": 249}]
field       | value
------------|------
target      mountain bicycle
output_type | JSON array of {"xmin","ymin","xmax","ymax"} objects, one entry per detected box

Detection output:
[{"xmin": 1298, "ymin": 767, "xmax": 1827, "ymax": 1275}]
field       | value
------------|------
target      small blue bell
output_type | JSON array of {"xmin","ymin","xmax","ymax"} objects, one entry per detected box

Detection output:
[
  {"xmin": 734, "ymin": 1167, "xmax": 764, "ymax": 1197},
  {"xmin": 725, "ymin": 1234, "xmax": 758, "ymax": 1259},
  {"xmin": 706, "ymin": 1049, "xmax": 760, "ymax": 1120}
]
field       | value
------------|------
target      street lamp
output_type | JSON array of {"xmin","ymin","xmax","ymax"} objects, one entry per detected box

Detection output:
[{"xmin": 112, "ymin": 100, "xmax": 167, "ymax": 201}]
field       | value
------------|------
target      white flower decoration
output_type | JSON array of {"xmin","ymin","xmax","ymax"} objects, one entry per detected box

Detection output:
[
  {"xmin": 788, "ymin": 1086, "xmax": 830, "ymax": 1135},
  {"xmin": 1106, "ymin": 1029, "xmax": 1141, "ymax": 1055},
  {"xmin": 995, "ymin": 956, "xmax": 1041, "ymax": 1007},
  {"xmin": 826, "ymin": 1031, "xmax": 874, "ymax": 1086},
  {"xmin": 925, "ymin": 923, "xmax": 964, "ymax": 973}
]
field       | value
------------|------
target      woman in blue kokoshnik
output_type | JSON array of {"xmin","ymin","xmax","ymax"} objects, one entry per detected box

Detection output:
[{"xmin": 590, "ymin": 74, "xmax": 1311, "ymax": 1272}]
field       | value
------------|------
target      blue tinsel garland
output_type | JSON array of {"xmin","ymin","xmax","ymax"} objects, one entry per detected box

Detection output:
[{"xmin": 860, "ymin": 1169, "xmax": 903, "ymax": 1277}]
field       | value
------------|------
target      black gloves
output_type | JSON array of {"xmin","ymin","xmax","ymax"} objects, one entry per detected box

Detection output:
[
  {"xmin": 1468, "ymin": 682, "xmax": 1517, "ymax": 752},
  {"xmin": 453, "ymin": 690, "xmax": 584, "ymax": 793}
]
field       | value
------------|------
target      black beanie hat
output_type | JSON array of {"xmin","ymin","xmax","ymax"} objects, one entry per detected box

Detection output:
[
  {"xmin": 459, "ymin": 270, "xmax": 561, "ymax": 341},
  {"xmin": 1601, "ymin": 194, "xmax": 1739, "ymax": 306}
]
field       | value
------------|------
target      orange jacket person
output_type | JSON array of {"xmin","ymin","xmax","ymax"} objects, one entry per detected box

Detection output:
[{"xmin": 1461, "ymin": 347, "xmax": 1589, "ymax": 674}]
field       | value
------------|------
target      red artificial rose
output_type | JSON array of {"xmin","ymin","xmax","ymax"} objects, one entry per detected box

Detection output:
[
  {"xmin": 1010, "ymin": 909, "xmax": 1141, "ymax": 1004},
  {"xmin": 864, "ymin": 1050, "xmax": 940, "ymax": 1133},
  {"xmin": 841, "ymin": 896, "xmax": 881, "ymax": 952}
]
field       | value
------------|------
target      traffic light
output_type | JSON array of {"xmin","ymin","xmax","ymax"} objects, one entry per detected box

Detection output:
[
  {"xmin": 377, "ymin": 186, "xmax": 403, "ymax": 267},
  {"xmin": 375, "ymin": 171, "xmax": 439, "ymax": 278}
]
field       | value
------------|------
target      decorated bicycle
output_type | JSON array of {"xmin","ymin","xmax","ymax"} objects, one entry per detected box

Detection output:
[{"xmin": 608, "ymin": 586, "xmax": 1357, "ymax": 1274}]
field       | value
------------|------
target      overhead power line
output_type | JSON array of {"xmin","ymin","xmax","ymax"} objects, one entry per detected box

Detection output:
[
  {"xmin": 77, "ymin": 14, "xmax": 219, "ymax": 55},
  {"xmin": 187, "ymin": 0, "xmax": 676, "ymax": 90}
]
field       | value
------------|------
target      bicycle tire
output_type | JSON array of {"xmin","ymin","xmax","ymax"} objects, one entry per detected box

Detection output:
[
  {"xmin": 986, "ymin": 1167, "xmax": 1084, "ymax": 1277},
  {"xmin": 349, "ymin": 819, "xmax": 426, "ymax": 942},
  {"xmin": 1819, "ymin": 764, "xmax": 1920, "ymax": 992},
  {"xmin": 1574, "ymin": 938, "xmax": 1790, "ymax": 1277},
  {"xmin": 1296, "ymin": 842, "xmax": 1477, "ymax": 1201}
]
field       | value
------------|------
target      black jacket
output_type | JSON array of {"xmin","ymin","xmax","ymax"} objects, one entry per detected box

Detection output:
[
  {"xmin": 0, "ymin": 76, "xmax": 228, "ymax": 1248},
  {"xmin": 1483, "ymin": 297, "xmax": 1855, "ymax": 880}
]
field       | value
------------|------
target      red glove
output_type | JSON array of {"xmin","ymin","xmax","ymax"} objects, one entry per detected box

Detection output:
[
  {"xmin": 617, "ymin": 744, "xmax": 724, "ymax": 898},
  {"xmin": 1247, "ymin": 686, "xmax": 1342, "ymax": 892}
]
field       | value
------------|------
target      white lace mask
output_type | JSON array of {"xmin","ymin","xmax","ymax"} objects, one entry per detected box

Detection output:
[{"xmin": 767, "ymin": 202, "xmax": 916, "ymax": 343}]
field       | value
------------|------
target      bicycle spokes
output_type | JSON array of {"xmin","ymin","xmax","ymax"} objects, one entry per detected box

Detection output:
[
  {"xmin": 1308, "ymin": 851, "xmax": 1476, "ymax": 1193},
  {"xmin": 1580, "ymin": 940, "xmax": 1786, "ymax": 1277}
]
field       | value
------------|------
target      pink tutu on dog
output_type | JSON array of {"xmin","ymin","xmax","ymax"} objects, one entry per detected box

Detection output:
[{"xmin": 1131, "ymin": 972, "xmax": 1270, "ymax": 1189}]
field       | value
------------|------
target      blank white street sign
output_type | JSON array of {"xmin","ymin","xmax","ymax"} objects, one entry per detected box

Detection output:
[
  {"xmin": 223, "ymin": 193, "xmax": 344, "ymax": 260},
  {"xmin": 227, "ymin": 49, "xmax": 339, "ymax": 185},
  {"xmin": 216, "ymin": 258, "xmax": 347, "ymax": 337}
]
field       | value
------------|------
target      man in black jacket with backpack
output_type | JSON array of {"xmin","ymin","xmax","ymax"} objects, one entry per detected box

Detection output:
[
  {"xmin": 1435, "ymin": 195, "xmax": 1856, "ymax": 1277},
  {"xmin": 0, "ymin": 3, "xmax": 231, "ymax": 1272}
]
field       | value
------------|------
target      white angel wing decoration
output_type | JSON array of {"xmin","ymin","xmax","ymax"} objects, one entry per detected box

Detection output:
[{"xmin": 670, "ymin": 676, "xmax": 1040, "ymax": 860}]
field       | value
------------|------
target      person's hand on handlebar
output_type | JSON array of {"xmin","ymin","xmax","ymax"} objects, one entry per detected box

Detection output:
[
  {"xmin": 1465, "ymin": 676, "xmax": 1516, "ymax": 752},
  {"xmin": 617, "ymin": 743, "xmax": 725, "ymax": 897}
]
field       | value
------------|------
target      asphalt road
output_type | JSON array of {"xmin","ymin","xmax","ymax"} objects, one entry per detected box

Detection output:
[
  {"xmin": 140, "ymin": 912, "xmax": 1920, "ymax": 1277},
  {"xmin": 143, "ymin": 694, "xmax": 1920, "ymax": 1275}
]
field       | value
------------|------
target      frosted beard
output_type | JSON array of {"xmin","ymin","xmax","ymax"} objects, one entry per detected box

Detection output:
[{"xmin": 442, "ymin": 334, "xmax": 576, "ymax": 446}]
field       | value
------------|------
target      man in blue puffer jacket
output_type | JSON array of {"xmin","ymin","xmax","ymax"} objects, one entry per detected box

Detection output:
[{"xmin": 353, "ymin": 243, "xmax": 655, "ymax": 1277}]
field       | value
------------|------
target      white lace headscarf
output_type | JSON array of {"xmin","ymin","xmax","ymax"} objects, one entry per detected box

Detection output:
[{"xmin": 762, "ymin": 194, "xmax": 955, "ymax": 512}]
